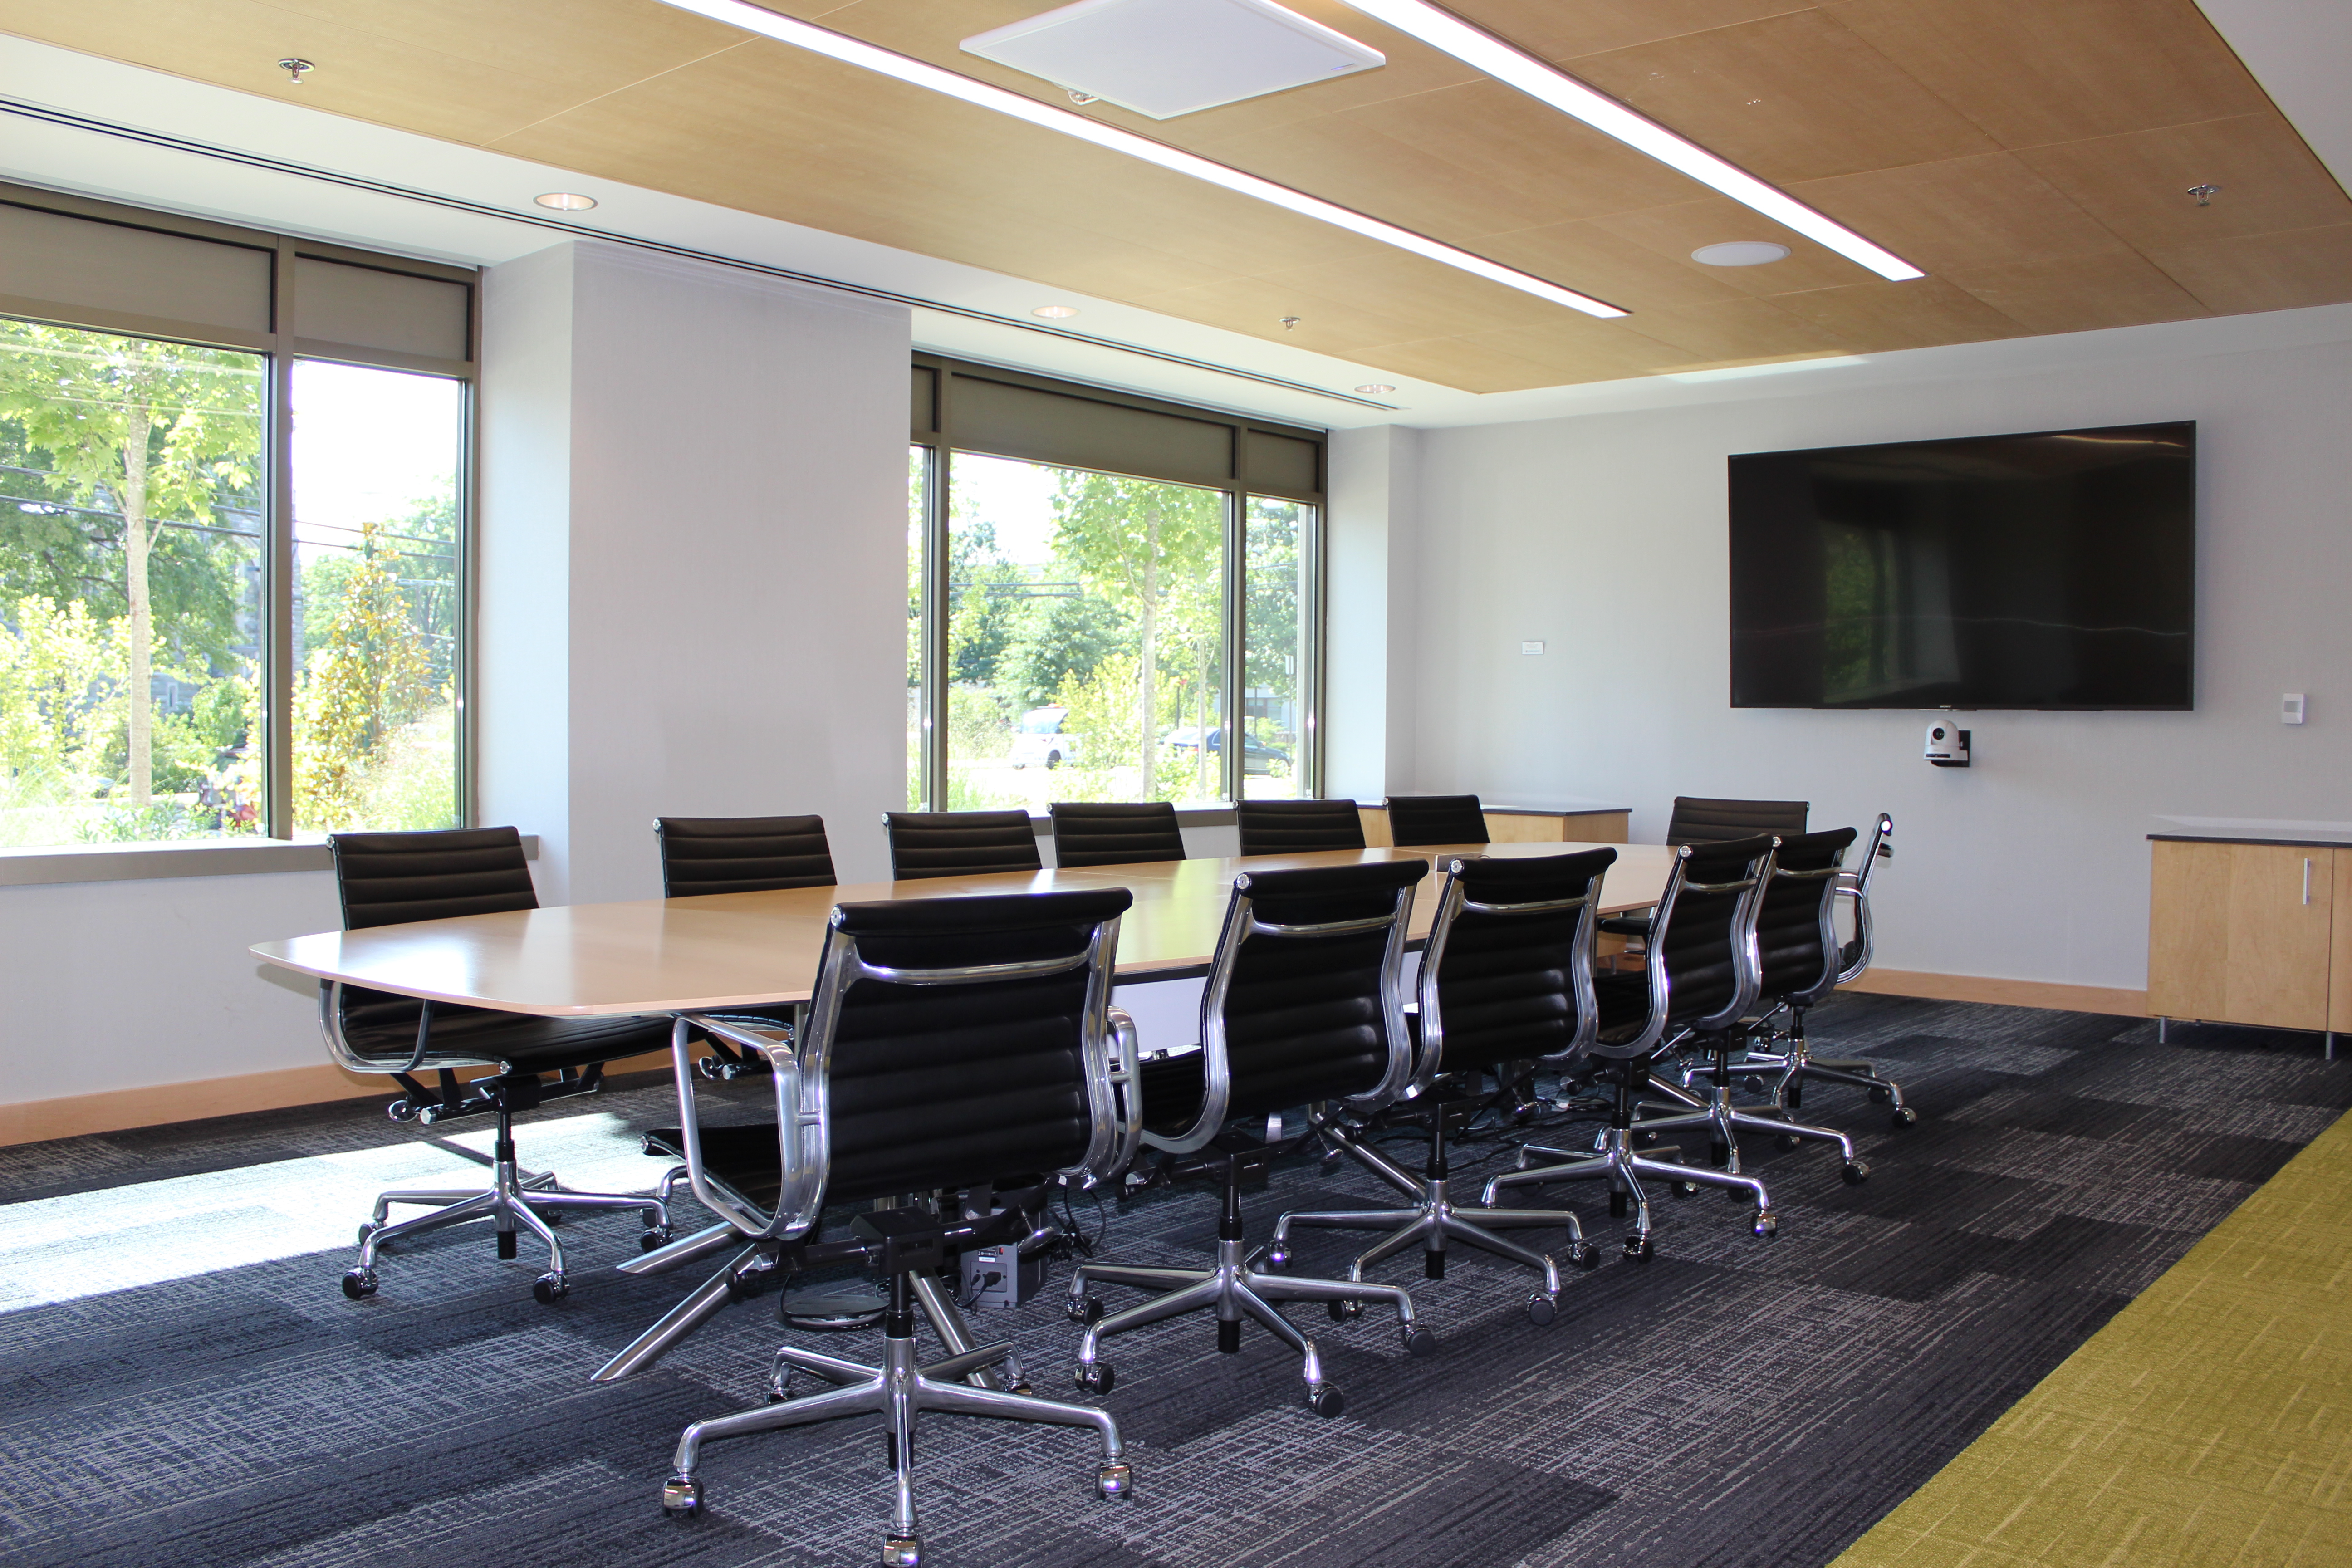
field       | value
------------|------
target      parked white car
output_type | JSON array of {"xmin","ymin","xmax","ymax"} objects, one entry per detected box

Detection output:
[{"xmin": 1010, "ymin": 706, "xmax": 1079, "ymax": 769}]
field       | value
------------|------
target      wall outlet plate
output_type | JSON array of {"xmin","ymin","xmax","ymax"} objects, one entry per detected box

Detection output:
[
  {"xmin": 2283, "ymin": 693, "xmax": 2307, "ymax": 725},
  {"xmin": 1521, "ymin": 640, "xmax": 1544, "ymax": 655}
]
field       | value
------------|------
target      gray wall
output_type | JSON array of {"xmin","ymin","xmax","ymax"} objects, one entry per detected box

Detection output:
[{"xmin": 1387, "ymin": 334, "xmax": 2352, "ymax": 992}]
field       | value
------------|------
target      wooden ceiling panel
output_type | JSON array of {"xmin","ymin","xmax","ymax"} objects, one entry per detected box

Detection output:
[
  {"xmin": 1941, "ymin": 251, "xmax": 2211, "ymax": 334},
  {"xmin": 1565, "ymin": 9, "xmax": 1999, "ymax": 184},
  {"xmin": 1823, "ymin": 0, "xmax": 2274, "ymax": 150},
  {"xmin": 1600, "ymin": 294, "xmax": 1856, "ymax": 363},
  {"xmin": 1787, "ymin": 153, "xmax": 2128, "ymax": 273},
  {"xmin": 1451, "ymin": 0, "xmax": 1813, "ymax": 63},
  {"xmin": 1582, "ymin": 196, "xmax": 1867, "ymax": 297},
  {"xmin": 2143, "ymin": 225, "xmax": 2352, "ymax": 316},
  {"xmin": 2014, "ymin": 115, "xmax": 2352, "ymax": 253},
  {"xmin": 1130, "ymin": 252, "xmax": 1568, "ymax": 362},
  {"xmin": 1768, "ymin": 274, "xmax": 2029, "ymax": 352},
  {"xmin": 0, "ymin": 0, "xmax": 740, "ymax": 145},
  {"xmin": 1475, "ymin": 221, "xmax": 1751, "ymax": 312},
  {"xmin": 1344, "ymin": 328, "xmax": 1672, "ymax": 392}
]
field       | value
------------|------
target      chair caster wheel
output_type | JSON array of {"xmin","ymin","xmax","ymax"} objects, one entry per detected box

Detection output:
[
  {"xmin": 1402, "ymin": 1324, "xmax": 1436, "ymax": 1357},
  {"xmin": 1526, "ymin": 1292, "xmax": 1557, "ymax": 1326},
  {"xmin": 1265, "ymin": 1246, "xmax": 1290, "ymax": 1269},
  {"xmin": 341, "ymin": 1268, "xmax": 378, "ymax": 1300},
  {"xmin": 639, "ymin": 1226, "xmax": 670, "ymax": 1253},
  {"xmin": 1842, "ymin": 1161, "xmax": 1870, "ymax": 1186},
  {"xmin": 1306, "ymin": 1383, "xmax": 1345, "ymax": 1418},
  {"xmin": 1776, "ymin": 1133, "xmax": 1802, "ymax": 1152},
  {"xmin": 1753, "ymin": 1209, "xmax": 1779, "ymax": 1239},
  {"xmin": 1868, "ymin": 1085, "xmax": 1891, "ymax": 1104},
  {"xmin": 1067, "ymin": 1295, "xmax": 1104, "ymax": 1326},
  {"xmin": 533, "ymin": 1271, "xmax": 569, "ymax": 1304},
  {"xmin": 661, "ymin": 1475, "xmax": 701, "ymax": 1519},
  {"xmin": 1097, "ymin": 1461, "xmax": 1133, "ymax": 1500},
  {"xmin": 1891, "ymin": 1107, "xmax": 1918, "ymax": 1130},
  {"xmin": 1670, "ymin": 1180, "xmax": 1698, "ymax": 1200},
  {"xmin": 1568, "ymin": 1240, "xmax": 1601, "ymax": 1271},
  {"xmin": 538, "ymin": 1208, "xmax": 563, "ymax": 1228},
  {"xmin": 1622, "ymin": 1235, "xmax": 1654, "ymax": 1263},
  {"xmin": 1327, "ymin": 1298, "xmax": 1362, "ymax": 1322},
  {"xmin": 1637, "ymin": 1130, "xmax": 1659, "ymax": 1146},
  {"xmin": 882, "ymin": 1533, "xmax": 922, "ymax": 1567},
  {"xmin": 1011, "ymin": 1381, "xmax": 1034, "ymax": 1396},
  {"xmin": 1075, "ymin": 1363, "xmax": 1114, "ymax": 1395}
]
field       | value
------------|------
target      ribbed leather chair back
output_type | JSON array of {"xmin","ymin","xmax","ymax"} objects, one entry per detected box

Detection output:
[
  {"xmin": 1049, "ymin": 801, "xmax": 1186, "ymax": 869},
  {"xmin": 1211, "ymin": 860, "xmax": 1424, "ymax": 1122},
  {"xmin": 656, "ymin": 814, "xmax": 836, "ymax": 897},
  {"xmin": 1655, "ymin": 834, "xmax": 1774, "ymax": 1027},
  {"xmin": 1666, "ymin": 796, "xmax": 1808, "ymax": 845},
  {"xmin": 329, "ymin": 827, "xmax": 538, "ymax": 931},
  {"xmin": 1425, "ymin": 849, "xmax": 1614, "ymax": 1073},
  {"xmin": 1384, "ymin": 794, "xmax": 1488, "ymax": 847},
  {"xmin": 883, "ymin": 810, "xmax": 1043, "ymax": 881},
  {"xmin": 1755, "ymin": 827, "xmax": 1857, "ymax": 1000},
  {"xmin": 1235, "ymin": 797, "xmax": 1367, "ymax": 857},
  {"xmin": 815, "ymin": 889, "xmax": 1130, "ymax": 1203}
]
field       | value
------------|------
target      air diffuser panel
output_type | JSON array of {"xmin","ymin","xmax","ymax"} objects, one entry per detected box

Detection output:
[{"xmin": 962, "ymin": 0, "xmax": 1384, "ymax": 120}]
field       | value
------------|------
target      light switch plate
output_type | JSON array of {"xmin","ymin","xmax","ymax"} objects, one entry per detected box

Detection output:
[
  {"xmin": 1521, "ymin": 640, "xmax": 1544, "ymax": 655},
  {"xmin": 2283, "ymin": 693, "xmax": 2306, "ymax": 725}
]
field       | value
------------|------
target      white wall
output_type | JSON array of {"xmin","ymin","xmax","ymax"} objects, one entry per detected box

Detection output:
[
  {"xmin": 1324, "ymin": 424, "xmax": 1421, "ymax": 802},
  {"xmin": 1395, "ymin": 333, "xmax": 2352, "ymax": 991}
]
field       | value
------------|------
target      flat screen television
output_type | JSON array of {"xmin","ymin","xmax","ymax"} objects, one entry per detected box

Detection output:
[{"xmin": 1728, "ymin": 421, "xmax": 2195, "ymax": 710}]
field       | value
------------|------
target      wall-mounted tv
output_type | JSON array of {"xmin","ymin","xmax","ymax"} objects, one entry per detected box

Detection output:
[{"xmin": 1728, "ymin": 421, "xmax": 2195, "ymax": 710}]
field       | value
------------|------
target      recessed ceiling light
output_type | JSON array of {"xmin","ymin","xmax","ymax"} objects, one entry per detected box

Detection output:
[
  {"xmin": 1354, "ymin": 383, "xmax": 1395, "ymax": 394},
  {"xmin": 534, "ymin": 192, "xmax": 598, "ymax": 212},
  {"xmin": 1692, "ymin": 241, "xmax": 1789, "ymax": 267},
  {"xmin": 647, "ymin": 0, "xmax": 1627, "ymax": 318},
  {"xmin": 1327, "ymin": 0, "xmax": 1924, "ymax": 282},
  {"xmin": 1032, "ymin": 304, "xmax": 1082, "ymax": 319}
]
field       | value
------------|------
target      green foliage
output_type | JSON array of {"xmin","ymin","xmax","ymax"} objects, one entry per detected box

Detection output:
[
  {"xmin": 1000, "ymin": 591, "xmax": 1126, "ymax": 710},
  {"xmin": 293, "ymin": 518, "xmax": 441, "ymax": 832}
]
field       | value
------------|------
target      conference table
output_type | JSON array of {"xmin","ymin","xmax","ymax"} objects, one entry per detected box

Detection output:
[
  {"xmin": 252, "ymin": 840, "xmax": 1670, "ymax": 1383},
  {"xmin": 252, "ymin": 841, "xmax": 1673, "ymax": 1017}
]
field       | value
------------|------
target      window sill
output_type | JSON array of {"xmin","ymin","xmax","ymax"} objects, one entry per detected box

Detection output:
[{"xmin": 0, "ymin": 834, "xmax": 537, "ymax": 888}]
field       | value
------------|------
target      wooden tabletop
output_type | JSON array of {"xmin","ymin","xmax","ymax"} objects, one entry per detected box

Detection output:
[{"xmin": 251, "ymin": 842, "xmax": 1671, "ymax": 1018}]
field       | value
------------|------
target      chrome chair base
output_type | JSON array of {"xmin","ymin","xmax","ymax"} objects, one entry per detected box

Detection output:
[
  {"xmin": 1685, "ymin": 1009, "xmax": 1917, "ymax": 1132},
  {"xmin": 1485, "ymin": 1125, "xmax": 1778, "ymax": 1253},
  {"xmin": 1267, "ymin": 1108, "xmax": 1592, "ymax": 1322},
  {"xmin": 342, "ymin": 1137, "xmax": 668, "ymax": 1304},
  {"xmin": 1071, "ymin": 1233, "xmax": 1433, "ymax": 1417},
  {"xmin": 662, "ymin": 1309, "xmax": 1130, "ymax": 1561},
  {"xmin": 1635, "ymin": 1082, "xmax": 1870, "ymax": 1186}
]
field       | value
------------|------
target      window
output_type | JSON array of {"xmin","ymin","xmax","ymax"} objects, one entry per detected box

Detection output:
[
  {"xmin": 0, "ymin": 186, "xmax": 474, "ymax": 850},
  {"xmin": 907, "ymin": 356, "xmax": 1323, "ymax": 813}
]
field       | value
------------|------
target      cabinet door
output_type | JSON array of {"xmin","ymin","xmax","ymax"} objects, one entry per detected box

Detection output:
[
  {"xmin": 2221, "ymin": 845, "xmax": 2333, "ymax": 1030},
  {"xmin": 2332, "ymin": 851, "xmax": 2352, "ymax": 1034},
  {"xmin": 2148, "ymin": 841, "xmax": 2235, "ymax": 1021}
]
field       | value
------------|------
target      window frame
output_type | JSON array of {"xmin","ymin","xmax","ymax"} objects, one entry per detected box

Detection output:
[
  {"xmin": 908, "ymin": 353, "xmax": 1325, "ymax": 812},
  {"xmin": 0, "ymin": 181, "xmax": 479, "ymax": 849}
]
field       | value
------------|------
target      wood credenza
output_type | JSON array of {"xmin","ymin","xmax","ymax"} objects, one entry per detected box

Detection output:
[
  {"xmin": 1358, "ymin": 804, "xmax": 1630, "ymax": 848},
  {"xmin": 2147, "ymin": 833, "xmax": 2351, "ymax": 1055}
]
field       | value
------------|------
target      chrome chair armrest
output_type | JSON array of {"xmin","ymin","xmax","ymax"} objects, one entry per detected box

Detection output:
[{"xmin": 669, "ymin": 1012, "xmax": 825, "ymax": 1244}]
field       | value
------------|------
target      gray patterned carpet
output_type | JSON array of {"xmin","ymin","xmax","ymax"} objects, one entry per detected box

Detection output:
[{"xmin": 3, "ymin": 994, "xmax": 2346, "ymax": 1568}]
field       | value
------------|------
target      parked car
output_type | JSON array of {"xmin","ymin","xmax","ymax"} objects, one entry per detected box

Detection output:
[
  {"xmin": 1162, "ymin": 726, "xmax": 1292, "ymax": 776},
  {"xmin": 1010, "ymin": 706, "xmax": 1078, "ymax": 769}
]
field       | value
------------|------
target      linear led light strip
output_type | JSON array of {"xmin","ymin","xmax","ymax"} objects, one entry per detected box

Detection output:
[
  {"xmin": 651, "ymin": 0, "xmax": 1628, "ymax": 317},
  {"xmin": 1334, "ymin": 0, "xmax": 1923, "ymax": 281}
]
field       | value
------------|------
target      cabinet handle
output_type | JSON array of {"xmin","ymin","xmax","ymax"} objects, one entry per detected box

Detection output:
[{"xmin": 2305, "ymin": 858, "xmax": 2314, "ymax": 906}]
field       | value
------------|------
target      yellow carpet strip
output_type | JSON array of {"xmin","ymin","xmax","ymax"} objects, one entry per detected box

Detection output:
[{"xmin": 1834, "ymin": 1104, "xmax": 2352, "ymax": 1567}]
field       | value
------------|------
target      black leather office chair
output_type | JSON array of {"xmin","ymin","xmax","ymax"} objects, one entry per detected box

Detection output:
[
  {"xmin": 1715, "ymin": 813, "xmax": 1913, "ymax": 1127},
  {"xmin": 1483, "ymin": 837, "xmax": 1782, "ymax": 1258},
  {"xmin": 1646, "ymin": 830, "xmax": 1871, "ymax": 1184},
  {"xmin": 883, "ymin": 809, "xmax": 1043, "ymax": 880},
  {"xmin": 1383, "ymin": 793, "xmax": 1488, "ymax": 847},
  {"xmin": 321, "ymin": 827, "xmax": 671, "ymax": 1304},
  {"xmin": 655, "ymin": 815, "xmax": 836, "ymax": 1082},
  {"xmin": 651, "ymin": 890, "xmax": 1141, "ymax": 1564},
  {"xmin": 1049, "ymin": 800, "xmax": 1186, "ymax": 868},
  {"xmin": 1666, "ymin": 795, "xmax": 1809, "ymax": 845},
  {"xmin": 656, "ymin": 814, "xmax": 837, "ymax": 895},
  {"xmin": 1269, "ymin": 849, "xmax": 1618, "ymax": 1318},
  {"xmin": 1235, "ymin": 796, "xmax": 1367, "ymax": 856},
  {"xmin": 1068, "ymin": 860, "xmax": 1435, "ymax": 1417}
]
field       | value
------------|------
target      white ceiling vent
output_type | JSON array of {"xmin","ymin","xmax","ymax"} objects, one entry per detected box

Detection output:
[{"xmin": 961, "ymin": 0, "xmax": 1384, "ymax": 120}]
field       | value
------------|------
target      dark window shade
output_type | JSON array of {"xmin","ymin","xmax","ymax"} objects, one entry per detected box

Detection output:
[
  {"xmin": 1246, "ymin": 429, "xmax": 1320, "ymax": 499},
  {"xmin": 294, "ymin": 256, "xmax": 470, "ymax": 363},
  {"xmin": 911, "ymin": 363, "xmax": 939, "ymax": 436},
  {"xmin": 0, "ymin": 202, "xmax": 272, "ymax": 338},
  {"xmin": 951, "ymin": 374, "xmax": 1235, "ymax": 491}
]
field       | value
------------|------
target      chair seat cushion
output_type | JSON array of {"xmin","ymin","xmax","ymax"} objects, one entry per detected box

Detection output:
[
  {"xmin": 644, "ymin": 1123, "xmax": 786, "ymax": 1209},
  {"xmin": 1596, "ymin": 915, "xmax": 1653, "ymax": 937},
  {"xmin": 1592, "ymin": 971, "xmax": 1654, "ymax": 1047},
  {"xmin": 1140, "ymin": 1050, "xmax": 1208, "ymax": 1137},
  {"xmin": 340, "ymin": 992, "xmax": 673, "ymax": 1073}
]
